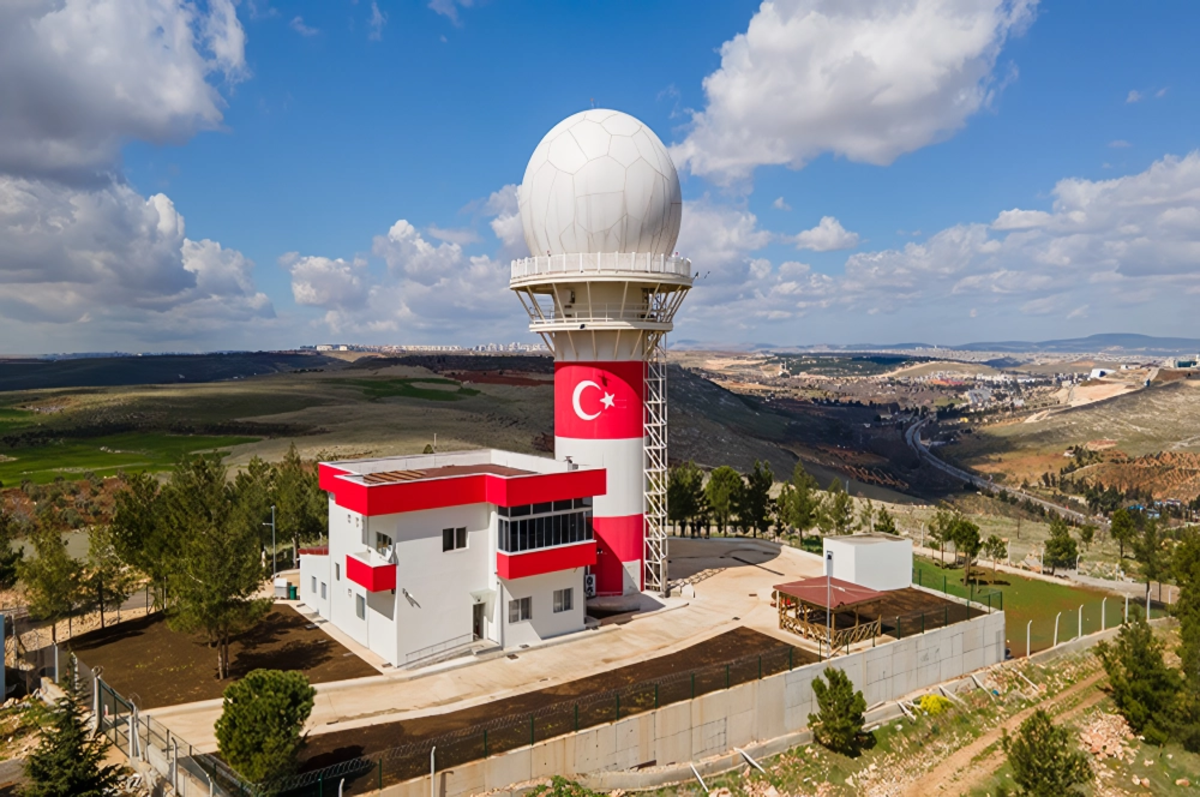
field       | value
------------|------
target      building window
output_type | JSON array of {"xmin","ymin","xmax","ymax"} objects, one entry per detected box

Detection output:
[
  {"xmin": 356, "ymin": 594, "xmax": 366, "ymax": 620},
  {"xmin": 498, "ymin": 507, "xmax": 593, "ymax": 554},
  {"xmin": 320, "ymin": 582, "xmax": 327, "ymax": 599},
  {"xmin": 375, "ymin": 532, "xmax": 393, "ymax": 555},
  {"xmin": 508, "ymin": 596, "xmax": 532, "ymax": 623},
  {"xmin": 553, "ymin": 588, "xmax": 573, "ymax": 613},
  {"xmin": 335, "ymin": 563, "xmax": 341, "ymax": 581},
  {"xmin": 442, "ymin": 527, "xmax": 467, "ymax": 552},
  {"xmin": 311, "ymin": 576, "xmax": 317, "ymax": 593}
]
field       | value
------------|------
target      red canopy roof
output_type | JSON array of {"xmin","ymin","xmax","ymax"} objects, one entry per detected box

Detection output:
[{"xmin": 774, "ymin": 577, "xmax": 884, "ymax": 610}]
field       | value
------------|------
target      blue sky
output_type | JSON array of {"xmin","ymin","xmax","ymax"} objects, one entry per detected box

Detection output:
[{"xmin": 2, "ymin": 0, "xmax": 1199, "ymax": 353}]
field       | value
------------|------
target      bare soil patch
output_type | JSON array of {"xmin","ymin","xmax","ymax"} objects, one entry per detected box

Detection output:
[
  {"xmin": 67, "ymin": 605, "xmax": 377, "ymax": 709},
  {"xmin": 296, "ymin": 626, "xmax": 816, "ymax": 789}
]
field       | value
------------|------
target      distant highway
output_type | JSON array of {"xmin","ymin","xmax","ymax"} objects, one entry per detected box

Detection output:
[{"xmin": 905, "ymin": 418, "xmax": 1092, "ymax": 525}]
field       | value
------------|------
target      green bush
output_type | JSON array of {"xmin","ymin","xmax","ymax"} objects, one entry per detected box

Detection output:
[
  {"xmin": 215, "ymin": 669, "xmax": 316, "ymax": 787},
  {"xmin": 1002, "ymin": 709, "xmax": 1091, "ymax": 796},
  {"xmin": 808, "ymin": 667, "xmax": 869, "ymax": 756}
]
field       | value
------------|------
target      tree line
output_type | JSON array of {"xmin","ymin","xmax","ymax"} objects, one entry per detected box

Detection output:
[
  {"xmin": 4, "ymin": 444, "xmax": 326, "ymax": 679},
  {"xmin": 666, "ymin": 460, "xmax": 898, "ymax": 542}
]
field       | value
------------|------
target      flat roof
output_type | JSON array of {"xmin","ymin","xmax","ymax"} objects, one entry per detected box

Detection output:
[
  {"xmin": 825, "ymin": 533, "xmax": 909, "ymax": 546},
  {"xmin": 774, "ymin": 577, "xmax": 884, "ymax": 610},
  {"xmin": 360, "ymin": 464, "xmax": 531, "ymax": 485}
]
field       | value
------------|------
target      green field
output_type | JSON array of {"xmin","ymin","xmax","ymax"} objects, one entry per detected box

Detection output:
[
  {"xmin": 340, "ymin": 377, "xmax": 482, "ymax": 402},
  {"xmin": 0, "ymin": 432, "xmax": 258, "ymax": 485},
  {"xmin": 0, "ymin": 407, "xmax": 34, "ymax": 434},
  {"xmin": 911, "ymin": 556, "xmax": 1147, "ymax": 654}
]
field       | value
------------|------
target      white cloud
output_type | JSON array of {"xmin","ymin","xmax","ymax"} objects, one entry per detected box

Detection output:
[
  {"xmin": 480, "ymin": 184, "xmax": 528, "ymax": 259},
  {"xmin": 991, "ymin": 208, "xmax": 1051, "ymax": 230},
  {"xmin": 773, "ymin": 197, "xmax": 791, "ymax": 211},
  {"xmin": 290, "ymin": 16, "xmax": 319, "ymax": 36},
  {"xmin": 672, "ymin": 151, "xmax": 1200, "ymax": 340},
  {"xmin": 368, "ymin": 2, "xmax": 387, "ymax": 40},
  {"xmin": 1156, "ymin": 87, "xmax": 1168, "ymax": 99},
  {"xmin": 0, "ymin": 177, "xmax": 272, "ymax": 342},
  {"xmin": 286, "ymin": 218, "xmax": 517, "ymax": 338},
  {"xmin": 429, "ymin": 0, "xmax": 474, "ymax": 25},
  {"xmin": 1109, "ymin": 139, "xmax": 1132, "ymax": 148},
  {"xmin": 427, "ymin": 225, "xmax": 481, "ymax": 246},
  {"xmin": 1127, "ymin": 90, "xmax": 1143, "ymax": 103},
  {"xmin": 793, "ymin": 216, "xmax": 860, "ymax": 251},
  {"xmin": 0, "ymin": 0, "xmax": 247, "ymax": 185},
  {"xmin": 671, "ymin": 0, "xmax": 1037, "ymax": 185}
]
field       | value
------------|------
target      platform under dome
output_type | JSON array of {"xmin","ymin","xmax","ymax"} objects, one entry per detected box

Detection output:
[{"xmin": 519, "ymin": 109, "xmax": 682, "ymax": 257}]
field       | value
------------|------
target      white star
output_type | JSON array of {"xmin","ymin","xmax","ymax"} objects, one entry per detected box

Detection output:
[{"xmin": 600, "ymin": 392, "xmax": 615, "ymax": 410}]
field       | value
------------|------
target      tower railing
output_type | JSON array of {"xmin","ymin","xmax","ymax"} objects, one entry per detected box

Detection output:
[
  {"xmin": 511, "ymin": 253, "xmax": 692, "ymax": 282},
  {"xmin": 643, "ymin": 335, "xmax": 669, "ymax": 596}
]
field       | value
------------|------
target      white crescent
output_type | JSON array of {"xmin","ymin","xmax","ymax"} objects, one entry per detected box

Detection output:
[{"xmin": 572, "ymin": 380, "xmax": 602, "ymax": 421}]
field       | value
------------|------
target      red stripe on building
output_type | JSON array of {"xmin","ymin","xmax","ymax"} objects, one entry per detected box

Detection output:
[
  {"xmin": 496, "ymin": 541, "xmax": 597, "ymax": 580},
  {"xmin": 592, "ymin": 513, "xmax": 645, "ymax": 595},
  {"xmin": 345, "ymin": 555, "xmax": 397, "ymax": 592},
  {"xmin": 554, "ymin": 361, "xmax": 645, "ymax": 440},
  {"xmin": 319, "ymin": 464, "xmax": 606, "ymax": 517}
]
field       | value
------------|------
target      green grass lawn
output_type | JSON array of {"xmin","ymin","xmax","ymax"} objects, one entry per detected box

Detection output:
[
  {"xmin": 0, "ymin": 406, "xmax": 35, "ymax": 434},
  {"xmin": 911, "ymin": 555, "xmax": 1150, "ymax": 655},
  {"xmin": 340, "ymin": 377, "xmax": 482, "ymax": 402},
  {"xmin": 0, "ymin": 431, "xmax": 258, "ymax": 485}
]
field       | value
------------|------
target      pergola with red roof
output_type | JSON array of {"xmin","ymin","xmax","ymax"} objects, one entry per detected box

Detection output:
[{"xmin": 774, "ymin": 576, "xmax": 884, "ymax": 654}]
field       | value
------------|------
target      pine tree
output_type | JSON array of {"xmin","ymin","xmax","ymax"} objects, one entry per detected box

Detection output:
[
  {"xmin": 0, "ymin": 503, "xmax": 24, "ymax": 589},
  {"xmin": 164, "ymin": 455, "xmax": 271, "ymax": 679},
  {"xmin": 816, "ymin": 480, "xmax": 854, "ymax": 536},
  {"xmin": 984, "ymin": 534, "xmax": 1008, "ymax": 579},
  {"xmin": 19, "ymin": 525, "xmax": 84, "ymax": 644},
  {"xmin": 1110, "ymin": 507, "xmax": 1136, "ymax": 560},
  {"xmin": 808, "ymin": 667, "xmax": 868, "ymax": 756},
  {"xmin": 110, "ymin": 471, "xmax": 175, "ymax": 609},
  {"xmin": 24, "ymin": 697, "xmax": 123, "ymax": 797},
  {"xmin": 1002, "ymin": 709, "xmax": 1091, "ymax": 796},
  {"xmin": 85, "ymin": 525, "xmax": 136, "ymax": 629},
  {"xmin": 873, "ymin": 506, "xmax": 898, "ymax": 535},
  {"xmin": 705, "ymin": 466, "xmax": 742, "ymax": 535},
  {"xmin": 741, "ymin": 460, "xmax": 773, "ymax": 538},
  {"xmin": 215, "ymin": 669, "xmax": 316, "ymax": 787},
  {"xmin": 1096, "ymin": 616, "xmax": 1181, "ymax": 745},
  {"xmin": 274, "ymin": 443, "xmax": 326, "ymax": 563},
  {"xmin": 1043, "ymin": 516, "xmax": 1078, "ymax": 575}
]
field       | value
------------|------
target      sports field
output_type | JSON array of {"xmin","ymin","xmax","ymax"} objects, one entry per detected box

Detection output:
[{"xmin": 911, "ymin": 556, "xmax": 1145, "ymax": 654}]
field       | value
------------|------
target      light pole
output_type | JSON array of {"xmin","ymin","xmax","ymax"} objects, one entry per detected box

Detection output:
[
  {"xmin": 1101, "ymin": 597, "xmax": 1107, "ymax": 632},
  {"xmin": 1026, "ymin": 620, "xmax": 1032, "ymax": 659},
  {"xmin": 1077, "ymin": 604, "xmax": 1083, "ymax": 640},
  {"xmin": 263, "ymin": 505, "xmax": 277, "ymax": 577},
  {"xmin": 1053, "ymin": 612, "xmax": 1061, "ymax": 647},
  {"xmin": 826, "ymin": 550, "xmax": 834, "ymax": 658}
]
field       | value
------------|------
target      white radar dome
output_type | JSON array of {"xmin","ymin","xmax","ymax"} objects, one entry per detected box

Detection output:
[{"xmin": 519, "ymin": 109, "xmax": 682, "ymax": 257}]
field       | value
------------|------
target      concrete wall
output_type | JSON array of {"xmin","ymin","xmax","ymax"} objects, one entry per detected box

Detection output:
[
  {"xmin": 377, "ymin": 609, "xmax": 1006, "ymax": 797},
  {"xmin": 299, "ymin": 552, "xmax": 331, "ymax": 618}
]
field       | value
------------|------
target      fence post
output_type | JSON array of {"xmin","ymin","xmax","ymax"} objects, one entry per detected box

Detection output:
[
  {"xmin": 379, "ymin": 758, "xmax": 384, "ymax": 789},
  {"xmin": 921, "ymin": 612, "xmax": 925, "ymax": 634},
  {"xmin": 896, "ymin": 616, "xmax": 901, "ymax": 639},
  {"xmin": 530, "ymin": 714, "xmax": 535, "ymax": 746},
  {"xmin": 615, "ymin": 694, "xmax": 620, "ymax": 721},
  {"xmin": 483, "ymin": 729, "xmax": 488, "ymax": 758},
  {"xmin": 944, "ymin": 606, "xmax": 948, "ymax": 627},
  {"xmin": 654, "ymin": 683, "xmax": 659, "ymax": 709}
]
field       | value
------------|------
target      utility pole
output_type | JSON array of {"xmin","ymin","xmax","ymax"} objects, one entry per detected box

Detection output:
[{"xmin": 263, "ymin": 505, "xmax": 277, "ymax": 577}]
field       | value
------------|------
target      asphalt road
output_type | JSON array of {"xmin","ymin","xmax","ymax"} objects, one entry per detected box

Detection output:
[{"xmin": 905, "ymin": 418, "xmax": 1093, "ymax": 525}]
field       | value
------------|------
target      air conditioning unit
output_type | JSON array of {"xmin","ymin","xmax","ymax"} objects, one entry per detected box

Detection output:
[{"xmin": 584, "ymin": 574, "xmax": 597, "ymax": 598}]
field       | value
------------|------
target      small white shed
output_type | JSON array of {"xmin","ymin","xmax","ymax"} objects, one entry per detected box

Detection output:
[{"xmin": 823, "ymin": 534, "xmax": 912, "ymax": 592}]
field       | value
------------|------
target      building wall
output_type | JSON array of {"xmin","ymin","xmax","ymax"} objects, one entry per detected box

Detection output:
[
  {"xmin": 499, "ymin": 568, "xmax": 586, "ymax": 649},
  {"xmin": 299, "ymin": 552, "xmax": 331, "ymax": 618},
  {"xmin": 380, "ymin": 609, "xmax": 1006, "ymax": 797},
  {"xmin": 824, "ymin": 537, "xmax": 913, "ymax": 591}
]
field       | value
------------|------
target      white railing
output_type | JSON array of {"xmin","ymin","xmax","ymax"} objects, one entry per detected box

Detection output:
[
  {"xmin": 525, "ymin": 302, "xmax": 675, "ymax": 327},
  {"xmin": 510, "ymin": 253, "xmax": 692, "ymax": 282},
  {"xmin": 404, "ymin": 633, "xmax": 474, "ymax": 667}
]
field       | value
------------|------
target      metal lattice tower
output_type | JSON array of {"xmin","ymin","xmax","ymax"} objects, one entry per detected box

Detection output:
[{"xmin": 643, "ymin": 335, "xmax": 669, "ymax": 595}]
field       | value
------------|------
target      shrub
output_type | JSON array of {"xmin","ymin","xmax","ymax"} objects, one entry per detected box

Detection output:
[
  {"xmin": 808, "ymin": 667, "xmax": 869, "ymax": 756},
  {"xmin": 1002, "ymin": 709, "xmax": 1091, "ymax": 796},
  {"xmin": 917, "ymin": 694, "xmax": 954, "ymax": 716},
  {"xmin": 24, "ymin": 697, "xmax": 123, "ymax": 797},
  {"xmin": 1096, "ymin": 617, "xmax": 1181, "ymax": 745},
  {"xmin": 215, "ymin": 669, "xmax": 316, "ymax": 787}
]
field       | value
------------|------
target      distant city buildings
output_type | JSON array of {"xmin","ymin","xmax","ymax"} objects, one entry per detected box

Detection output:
[{"xmin": 308, "ymin": 342, "xmax": 543, "ymax": 354}]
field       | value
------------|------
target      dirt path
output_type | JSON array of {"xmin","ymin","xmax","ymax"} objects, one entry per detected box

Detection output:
[{"xmin": 902, "ymin": 669, "xmax": 1108, "ymax": 797}]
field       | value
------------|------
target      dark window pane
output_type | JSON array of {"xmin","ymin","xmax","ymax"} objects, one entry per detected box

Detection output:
[
  {"xmin": 456, "ymin": 527, "xmax": 467, "ymax": 549},
  {"xmin": 533, "ymin": 502, "xmax": 553, "ymax": 515},
  {"xmin": 553, "ymin": 500, "xmax": 572, "ymax": 512},
  {"xmin": 512, "ymin": 504, "xmax": 531, "ymax": 517},
  {"xmin": 442, "ymin": 528, "xmax": 453, "ymax": 552}
]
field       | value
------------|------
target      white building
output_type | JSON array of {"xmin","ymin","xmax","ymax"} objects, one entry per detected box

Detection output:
[
  {"xmin": 823, "ymin": 534, "xmax": 913, "ymax": 592},
  {"xmin": 299, "ymin": 449, "xmax": 606, "ymax": 668}
]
